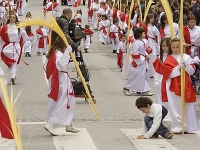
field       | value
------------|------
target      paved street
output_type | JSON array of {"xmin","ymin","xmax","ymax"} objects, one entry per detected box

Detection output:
[{"xmin": 0, "ymin": 0, "xmax": 200, "ymax": 150}]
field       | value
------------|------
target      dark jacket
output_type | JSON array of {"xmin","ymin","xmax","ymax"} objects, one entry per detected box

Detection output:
[
  {"xmin": 51, "ymin": 14, "xmax": 78, "ymax": 51},
  {"xmin": 192, "ymin": 3, "xmax": 200, "ymax": 25}
]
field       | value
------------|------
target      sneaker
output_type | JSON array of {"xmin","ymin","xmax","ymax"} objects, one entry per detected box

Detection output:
[
  {"xmin": 44, "ymin": 123, "xmax": 57, "ymax": 136},
  {"xmin": 66, "ymin": 124, "xmax": 81, "ymax": 133},
  {"xmin": 10, "ymin": 78, "xmax": 15, "ymax": 85},
  {"xmin": 125, "ymin": 91, "xmax": 131, "ymax": 96},
  {"xmin": 164, "ymin": 131, "xmax": 173, "ymax": 139},
  {"xmin": 142, "ymin": 91, "xmax": 154, "ymax": 96},
  {"xmin": 37, "ymin": 52, "xmax": 41, "ymax": 56},
  {"xmin": 152, "ymin": 133, "xmax": 159, "ymax": 138}
]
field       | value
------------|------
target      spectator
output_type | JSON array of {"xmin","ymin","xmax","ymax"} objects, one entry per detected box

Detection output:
[{"xmin": 191, "ymin": 0, "xmax": 200, "ymax": 25}]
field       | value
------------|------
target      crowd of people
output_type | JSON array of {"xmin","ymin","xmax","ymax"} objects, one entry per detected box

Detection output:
[{"xmin": 0, "ymin": 0, "xmax": 200, "ymax": 141}]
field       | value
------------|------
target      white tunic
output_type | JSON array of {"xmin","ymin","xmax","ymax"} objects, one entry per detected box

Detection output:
[
  {"xmin": 23, "ymin": 34, "xmax": 34, "ymax": 54},
  {"xmin": 163, "ymin": 23, "xmax": 179, "ymax": 38},
  {"xmin": 147, "ymin": 23, "xmax": 161, "ymax": 77},
  {"xmin": 45, "ymin": 48, "xmax": 76, "ymax": 125},
  {"xmin": 142, "ymin": 103, "xmax": 172, "ymax": 139},
  {"xmin": 98, "ymin": 19, "xmax": 110, "ymax": 44},
  {"xmin": 91, "ymin": 2, "xmax": 100, "ymax": 29},
  {"xmin": 110, "ymin": 24, "xmax": 122, "ymax": 50},
  {"xmin": 35, "ymin": 27, "xmax": 48, "ymax": 53},
  {"xmin": 124, "ymin": 39, "xmax": 151, "ymax": 92},
  {"xmin": 117, "ymin": 41, "xmax": 126, "ymax": 76},
  {"xmin": 165, "ymin": 53, "xmax": 199, "ymax": 132},
  {"xmin": 17, "ymin": 0, "xmax": 26, "ymax": 16},
  {"xmin": 45, "ymin": 2, "xmax": 60, "ymax": 19}
]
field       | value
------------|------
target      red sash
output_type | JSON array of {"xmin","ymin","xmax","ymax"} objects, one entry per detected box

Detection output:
[
  {"xmin": 118, "ymin": 26, "xmax": 122, "ymax": 39},
  {"xmin": 131, "ymin": 54, "xmax": 140, "ymax": 67},
  {"xmin": 109, "ymin": 32, "xmax": 115, "ymax": 38},
  {"xmin": 100, "ymin": 26, "xmax": 107, "ymax": 35},
  {"xmin": 76, "ymin": 18, "xmax": 82, "ymax": 24},
  {"xmin": 113, "ymin": 8, "xmax": 118, "ymax": 20},
  {"xmin": 36, "ymin": 28, "xmax": 45, "ymax": 48},
  {"xmin": 74, "ymin": 0, "xmax": 81, "ymax": 7},
  {"xmin": 119, "ymin": 12, "xmax": 125, "ymax": 22},
  {"xmin": 163, "ymin": 55, "xmax": 196, "ymax": 103},
  {"xmin": 0, "ymin": 99, "xmax": 13, "ymax": 139},
  {"xmin": 117, "ymin": 49, "xmax": 123, "ymax": 68},
  {"xmin": 16, "ymin": 0, "xmax": 22, "ymax": 10},
  {"xmin": 45, "ymin": 2, "xmax": 59, "ymax": 11},
  {"xmin": 88, "ymin": 8, "xmax": 93, "ymax": 18},
  {"xmin": 160, "ymin": 27, "xmax": 165, "ymax": 39},
  {"xmin": 129, "ymin": 36, "xmax": 134, "ymax": 43},
  {"xmin": 46, "ymin": 51, "xmax": 59, "ymax": 101},
  {"xmin": 183, "ymin": 26, "xmax": 191, "ymax": 55}
]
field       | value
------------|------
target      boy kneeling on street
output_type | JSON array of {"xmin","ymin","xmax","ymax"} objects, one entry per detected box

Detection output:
[{"xmin": 136, "ymin": 97, "xmax": 173, "ymax": 139}]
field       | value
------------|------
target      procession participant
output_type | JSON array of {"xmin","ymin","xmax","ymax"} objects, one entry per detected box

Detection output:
[
  {"xmin": 16, "ymin": 0, "xmax": 26, "ymax": 16},
  {"xmin": 146, "ymin": 14, "xmax": 161, "ymax": 78},
  {"xmin": 44, "ymin": 0, "xmax": 60, "ymax": 19},
  {"xmin": 23, "ymin": 26, "xmax": 34, "ymax": 57},
  {"xmin": 136, "ymin": 97, "xmax": 173, "ymax": 139},
  {"xmin": 0, "ymin": 13, "xmax": 30, "ymax": 85},
  {"xmin": 44, "ymin": 35, "xmax": 80, "ymax": 136},
  {"xmin": 74, "ymin": 8, "xmax": 82, "ymax": 26},
  {"xmin": 123, "ymin": 27, "xmax": 153, "ymax": 96},
  {"xmin": 82, "ymin": 24, "xmax": 93, "ymax": 53},
  {"xmin": 35, "ymin": 25, "xmax": 48, "ymax": 56},
  {"xmin": 90, "ymin": 0, "xmax": 100, "ymax": 30},
  {"xmin": 98, "ymin": 14, "xmax": 110, "ymax": 44},
  {"xmin": 109, "ymin": 19, "xmax": 122, "ymax": 53},
  {"xmin": 152, "ymin": 37, "xmax": 171, "ymax": 105},
  {"xmin": 0, "ymin": 67, "xmax": 13, "ymax": 139},
  {"xmin": 163, "ymin": 38, "xmax": 199, "ymax": 133}
]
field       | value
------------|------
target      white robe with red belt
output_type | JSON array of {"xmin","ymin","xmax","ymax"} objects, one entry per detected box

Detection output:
[
  {"xmin": 36, "ymin": 27, "xmax": 48, "ymax": 53},
  {"xmin": 117, "ymin": 41, "xmax": 126, "ymax": 75},
  {"xmin": 163, "ymin": 53, "xmax": 199, "ymax": 132},
  {"xmin": 147, "ymin": 23, "xmax": 161, "ymax": 77},
  {"xmin": 90, "ymin": 2, "xmax": 100, "ymax": 29},
  {"xmin": 16, "ymin": 0, "xmax": 26, "ymax": 16},
  {"xmin": 109, "ymin": 24, "xmax": 122, "ymax": 50},
  {"xmin": 124, "ymin": 39, "xmax": 151, "ymax": 92},
  {"xmin": 160, "ymin": 23, "xmax": 179, "ymax": 39},
  {"xmin": 23, "ymin": 32, "xmax": 34, "ymax": 54},
  {"xmin": 0, "ymin": 23, "xmax": 29, "ymax": 78},
  {"xmin": 98, "ymin": 19, "xmax": 110, "ymax": 44},
  {"xmin": 74, "ymin": 13, "xmax": 82, "ymax": 26},
  {"xmin": 44, "ymin": 47, "xmax": 76, "ymax": 125},
  {"xmin": 45, "ymin": 2, "xmax": 60, "ymax": 19}
]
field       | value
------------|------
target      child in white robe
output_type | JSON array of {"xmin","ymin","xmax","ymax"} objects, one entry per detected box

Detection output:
[
  {"xmin": 44, "ymin": 0, "xmax": 60, "ymax": 19},
  {"xmin": 16, "ymin": 0, "xmax": 26, "ymax": 16},
  {"xmin": 123, "ymin": 27, "xmax": 153, "ymax": 96},
  {"xmin": 136, "ymin": 97, "xmax": 173, "ymax": 139},
  {"xmin": 74, "ymin": 8, "xmax": 82, "ymax": 26},
  {"xmin": 146, "ymin": 14, "xmax": 161, "ymax": 78},
  {"xmin": 98, "ymin": 14, "xmax": 110, "ymax": 44},
  {"xmin": 90, "ymin": 0, "xmax": 100, "ymax": 29},
  {"xmin": 36, "ymin": 26, "xmax": 48, "ymax": 55},
  {"xmin": 23, "ymin": 26, "xmax": 34, "ymax": 57},
  {"xmin": 152, "ymin": 37, "xmax": 171, "ymax": 106},
  {"xmin": 82, "ymin": 24, "xmax": 93, "ymax": 53},
  {"xmin": 163, "ymin": 38, "xmax": 199, "ymax": 133},
  {"xmin": 44, "ymin": 35, "xmax": 80, "ymax": 136},
  {"xmin": 109, "ymin": 19, "xmax": 122, "ymax": 53},
  {"xmin": 117, "ymin": 35, "xmax": 127, "ymax": 76}
]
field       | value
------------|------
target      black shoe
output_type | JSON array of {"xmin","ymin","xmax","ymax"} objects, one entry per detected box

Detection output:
[
  {"xmin": 43, "ymin": 53, "xmax": 46, "ymax": 55},
  {"xmin": 113, "ymin": 50, "xmax": 117, "ymax": 53},
  {"xmin": 37, "ymin": 52, "xmax": 41, "ymax": 56},
  {"xmin": 10, "ymin": 78, "xmax": 15, "ymax": 85},
  {"xmin": 28, "ymin": 53, "xmax": 31, "ymax": 57}
]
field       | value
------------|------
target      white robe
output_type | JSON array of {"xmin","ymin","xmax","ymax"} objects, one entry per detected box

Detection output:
[
  {"xmin": 98, "ymin": 19, "xmax": 110, "ymax": 44},
  {"xmin": 45, "ymin": 48, "xmax": 76, "ymax": 125},
  {"xmin": 110, "ymin": 24, "xmax": 122, "ymax": 50},
  {"xmin": 17, "ymin": 0, "xmax": 26, "ymax": 16},
  {"xmin": 124, "ymin": 40, "xmax": 151, "ymax": 92},
  {"xmin": 1, "ymin": 23, "xmax": 30, "ymax": 78},
  {"xmin": 117, "ymin": 41, "xmax": 126, "ymax": 75},
  {"xmin": 147, "ymin": 23, "xmax": 161, "ymax": 77},
  {"xmin": 165, "ymin": 53, "xmax": 199, "ymax": 132},
  {"xmin": 23, "ymin": 34, "xmax": 34, "ymax": 54},
  {"xmin": 74, "ymin": 13, "xmax": 82, "ymax": 25},
  {"xmin": 91, "ymin": 2, "xmax": 100, "ymax": 29},
  {"xmin": 163, "ymin": 23, "xmax": 179, "ymax": 38},
  {"xmin": 67, "ymin": 0, "xmax": 74, "ymax": 6},
  {"xmin": 35, "ymin": 27, "xmax": 48, "ymax": 53},
  {"xmin": 0, "ymin": 6, "xmax": 6, "ymax": 24},
  {"xmin": 45, "ymin": 2, "xmax": 60, "ymax": 19},
  {"xmin": 83, "ymin": 34, "xmax": 92, "ymax": 49}
]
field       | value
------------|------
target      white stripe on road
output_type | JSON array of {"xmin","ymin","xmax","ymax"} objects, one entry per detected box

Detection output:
[
  {"xmin": 0, "ymin": 137, "xmax": 16, "ymax": 150},
  {"xmin": 121, "ymin": 129, "xmax": 178, "ymax": 150},
  {"xmin": 53, "ymin": 128, "xmax": 98, "ymax": 150}
]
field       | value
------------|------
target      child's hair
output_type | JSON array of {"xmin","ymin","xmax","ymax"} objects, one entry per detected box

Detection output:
[
  {"xmin": 70, "ymin": 19, "xmax": 76, "ymax": 24},
  {"xmin": 135, "ymin": 97, "xmax": 153, "ymax": 109},
  {"xmin": 145, "ymin": 14, "xmax": 154, "ymax": 25},
  {"xmin": 85, "ymin": 24, "xmax": 90, "ymax": 29},
  {"xmin": 26, "ymin": 12, "xmax": 32, "ymax": 19},
  {"xmin": 25, "ymin": 26, "xmax": 32, "ymax": 33},
  {"xmin": 119, "ymin": 34, "xmax": 127, "ymax": 40},
  {"xmin": 132, "ymin": 26, "xmax": 138, "ymax": 33},
  {"xmin": 168, "ymin": 38, "xmax": 180, "ymax": 55},
  {"xmin": 113, "ymin": 19, "xmax": 118, "ymax": 24},
  {"xmin": 101, "ymin": 14, "xmax": 107, "ymax": 20},
  {"xmin": 76, "ymin": 8, "xmax": 82, "ymax": 15},
  {"xmin": 134, "ymin": 27, "xmax": 145, "ymax": 39},
  {"xmin": 160, "ymin": 14, "xmax": 167, "ymax": 28},
  {"xmin": 100, "ymin": 2, "xmax": 106, "ymax": 6},
  {"xmin": 46, "ymin": 35, "xmax": 73, "ymax": 58},
  {"xmin": 160, "ymin": 37, "xmax": 171, "ymax": 62},
  {"xmin": 136, "ymin": 14, "xmax": 141, "ymax": 23},
  {"xmin": 188, "ymin": 14, "xmax": 196, "ymax": 21}
]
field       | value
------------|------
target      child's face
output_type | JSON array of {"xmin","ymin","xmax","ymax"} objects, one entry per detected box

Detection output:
[
  {"xmin": 171, "ymin": 41, "xmax": 180, "ymax": 55},
  {"xmin": 141, "ymin": 32, "xmax": 146, "ymax": 39},
  {"xmin": 139, "ymin": 105, "xmax": 150, "ymax": 114},
  {"xmin": 188, "ymin": 19, "xmax": 196, "ymax": 29},
  {"xmin": 161, "ymin": 41, "xmax": 169, "ymax": 53},
  {"xmin": 115, "ymin": 21, "xmax": 119, "ymax": 26},
  {"xmin": 150, "ymin": 17, "xmax": 154, "ymax": 24},
  {"xmin": 121, "ymin": 37, "xmax": 126, "ymax": 42}
]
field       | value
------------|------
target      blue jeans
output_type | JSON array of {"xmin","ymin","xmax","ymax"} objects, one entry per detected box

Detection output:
[{"xmin": 144, "ymin": 106, "xmax": 169, "ymax": 138}]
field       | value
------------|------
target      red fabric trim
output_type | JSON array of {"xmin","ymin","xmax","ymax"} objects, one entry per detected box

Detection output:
[
  {"xmin": 45, "ymin": 2, "xmax": 59, "ymax": 11},
  {"xmin": 0, "ymin": 99, "xmax": 13, "ymax": 139},
  {"xmin": 109, "ymin": 32, "xmax": 116, "ymax": 39},
  {"xmin": 160, "ymin": 27, "xmax": 165, "ymax": 39},
  {"xmin": 36, "ymin": 28, "xmax": 45, "ymax": 48},
  {"xmin": 146, "ymin": 47, "xmax": 152, "ymax": 54},
  {"xmin": 100, "ymin": 26, "xmax": 107, "ymax": 35},
  {"xmin": 129, "ymin": 36, "xmax": 134, "ymax": 43},
  {"xmin": 76, "ymin": 18, "xmax": 82, "ymax": 24},
  {"xmin": 117, "ymin": 49, "xmax": 123, "ymax": 68},
  {"xmin": 46, "ymin": 51, "xmax": 59, "ymax": 101},
  {"xmin": 132, "ymin": 54, "xmax": 140, "ymax": 59},
  {"xmin": 183, "ymin": 26, "xmax": 191, "ymax": 55},
  {"xmin": 88, "ymin": 8, "xmax": 93, "ymax": 18},
  {"xmin": 113, "ymin": 8, "xmax": 118, "ymax": 20},
  {"xmin": 152, "ymin": 57, "xmax": 163, "ymax": 74},
  {"xmin": 120, "ymin": 12, "xmax": 125, "ymax": 22}
]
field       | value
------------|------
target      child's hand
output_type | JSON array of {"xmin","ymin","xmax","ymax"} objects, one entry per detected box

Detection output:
[
  {"xmin": 137, "ymin": 135, "xmax": 147, "ymax": 139},
  {"xmin": 145, "ymin": 55, "xmax": 150, "ymax": 60},
  {"xmin": 183, "ymin": 43, "xmax": 191, "ymax": 47}
]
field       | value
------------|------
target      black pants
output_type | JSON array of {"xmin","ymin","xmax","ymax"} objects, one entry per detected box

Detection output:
[
  {"xmin": 43, "ymin": 0, "xmax": 47, "ymax": 6},
  {"xmin": 62, "ymin": 0, "xmax": 68, "ymax": 5}
]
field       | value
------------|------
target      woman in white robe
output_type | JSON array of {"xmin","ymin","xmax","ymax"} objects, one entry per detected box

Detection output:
[
  {"xmin": 90, "ymin": 0, "xmax": 100, "ymax": 29},
  {"xmin": 44, "ymin": 36, "xmax": 80, "ymax": 136},
  {"xmin": 16, "ymin": 0, "xmax": 26, "ymax": 16},
  {"xmin": 0, "ymin": 13, "xmax": 30, "ymax": 84}
]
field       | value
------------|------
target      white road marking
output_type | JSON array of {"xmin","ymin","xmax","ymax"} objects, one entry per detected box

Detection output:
[
  {"xmin": 53, "ymin": 128, "xmax": 98, "ymax": 150},
  {"xmin": 0, "ymin": 137, "xmax": 16, "ymax": 150},
  {"xmin": 121, "ymin": 128, "xmax": 178, "ymax": 150}
]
